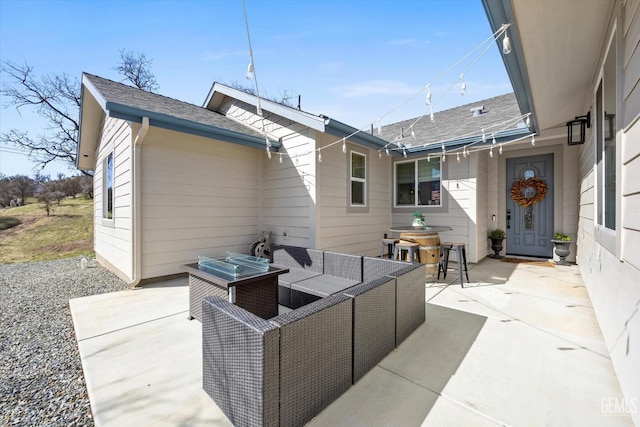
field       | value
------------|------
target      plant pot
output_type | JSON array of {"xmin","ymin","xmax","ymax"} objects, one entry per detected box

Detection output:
[
  {"xmin": 551, "ymin": 240, "xmax": 572, "ymax": 265},
  {"xmin": 488, "ymin": 237, "xmax": 504, "ymax": 259},
  {"xmin": 412, "ymin": 219, "xmax": 425, "ymax": 228}
]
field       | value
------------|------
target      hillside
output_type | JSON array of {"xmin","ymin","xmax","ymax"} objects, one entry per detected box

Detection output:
[{"xmin": 0, "ymin": 197, "xmax": 94, "ymax": 264}]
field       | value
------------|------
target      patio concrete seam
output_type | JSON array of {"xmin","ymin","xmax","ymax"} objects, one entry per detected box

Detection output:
[
  {"xmin": 376, "ymin": 365, "xmax": 511, "ymax": 427},
  {"xmin": 76, "ymin": 310, "xmax": 190, "ymax": 342}
]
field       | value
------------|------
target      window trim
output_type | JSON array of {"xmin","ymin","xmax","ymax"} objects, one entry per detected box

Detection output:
[
  {"xmin": 102, "ymin": 151, "xmax": 115, "ymax": 227},
  {"xmin": 392, "ymin": 155, "xmax": 448, "ymax": 214},
  {"xmin": 346, "ymin": 146, "xmax": 369, "ymax": 213}
]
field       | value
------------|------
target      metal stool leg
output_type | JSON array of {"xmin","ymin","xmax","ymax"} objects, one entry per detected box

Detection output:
[{"xmin": 462, "ymin": 246, "xmax": 469, "ymax": 282}]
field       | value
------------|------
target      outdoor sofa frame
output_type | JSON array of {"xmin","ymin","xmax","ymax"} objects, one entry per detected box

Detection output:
[{"xmin": 201, "ymin": 245, "xmax": 426, "ymax": 427}]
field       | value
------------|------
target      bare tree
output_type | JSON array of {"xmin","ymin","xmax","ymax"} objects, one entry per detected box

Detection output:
[
  {"xmin": 1, "ymin": 52, "xmax": 158, "ymax": 174},
  {"xmin": 10, "ymin": 175, "xmax": 34, "ymax": 205},
  {"xmin": 227, "ymin": 80, "xmax": 297, "ymax": 108},
  {"xmin": 1, "ymin": 61, "xmax": 81, "ymax": 172},
  {"xmin": 115, "ymin": 49, "xmax": 159, "ymax": 92}
]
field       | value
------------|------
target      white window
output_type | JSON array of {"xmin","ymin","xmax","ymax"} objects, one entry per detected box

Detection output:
[
  {"xmin": 596, "ymin": 31, "xmax": 616, "ymax": 231},
  {"xmin": 350, "ymin": 151, "xmax": 366, "ymax": 206},
  {"xmin": 103, "ymin": 152, "xmax": 114, "ymax": 220},
  {"xmin": 395, "ymin": 156, "xmax": 442, "ymax": 207}
]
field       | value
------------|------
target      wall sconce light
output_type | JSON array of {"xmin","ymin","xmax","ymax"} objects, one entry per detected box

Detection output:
[
  {"xmin": 604, "ymin": 112, "xmax": 615, "ymax": 140},
  {"xmin": 566, "ymin": 111, "xmax": 591, "ymax": 145}
]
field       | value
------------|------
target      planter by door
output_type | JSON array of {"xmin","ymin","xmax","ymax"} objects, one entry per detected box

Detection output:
[
  {"xmin": 489, "ymin": 238, "xmax": 505, "ymax": 259},
  {"xmin": 551, "ymin": 240, "xmax": 572, "ymax": 265}
]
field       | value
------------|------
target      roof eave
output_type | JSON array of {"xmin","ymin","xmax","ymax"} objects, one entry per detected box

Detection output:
[
  {"xmin": 481, "ymin": 0, "xmax": 538, "ymax": 134},
  {"xmin": 404, "ymin": 127, "xmax": 532, "ymax": 156},
  {"xmin": 106, "ymin": 102, "xmax": 281, "ymax": 151},
  {"xmin": 324, "ymin": 118, "xmax": 399, "ymax": 154}
]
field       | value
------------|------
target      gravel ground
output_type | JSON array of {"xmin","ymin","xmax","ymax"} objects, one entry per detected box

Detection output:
[{"xmin": 0, "ymin": 257, "xmax": 128, "ymax": 426}]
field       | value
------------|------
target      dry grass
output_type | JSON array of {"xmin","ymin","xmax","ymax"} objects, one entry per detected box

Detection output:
[{"xmin": 0, "ymin": 197, "xmax": 94, "ymax": 264}]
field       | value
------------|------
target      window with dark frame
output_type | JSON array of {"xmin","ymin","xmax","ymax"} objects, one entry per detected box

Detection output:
[
  {"xmin": 395, "ymin": 156, "xmax": 442, "ymax": 207},
  {"xmin": 104, "ymin": 152, "xmax": 114, "ymax": 220}
]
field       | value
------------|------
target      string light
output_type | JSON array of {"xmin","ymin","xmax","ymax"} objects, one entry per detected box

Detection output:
[
  {"xmin": 403, "ymin": 147, "xmax": 407, "ymax": 158},
  {"xmin": 379, "ymin": 151, "xmax": 382, "ymax": 159},
  {"xmin": 442, "ymin": 153, "xmax": 446, "ymax": 162},
  {"xmin": 460, "ymin": 74, "xmax": 466, "ymax": 95},
  {"xmin": 318, "ymin": 151, "xmax": 322, "ymax": 163},
  {"xmin": 427, "ymin": 153, "xmax": 431, "ymax": 162},
  {"xmin": 499, "ymin": 143, "xmax": 503, "ymax": 155},
  {"xmin": 502, "ymin": 26, "xmax": 512, "ymax": 55},
  {"xmin": 463, "ymin": 147, "xmax": 467, "ymax": 157},
  {"xmin": 426, "ymin": 84, "xmax": 432, "ymax": 105},
  {"xmin": 526, "ymin": 115, "xmax": 531, "ymax": 128},
  {"xmin": 246, "ymin": 62, "xmax": 254, "ymax": 80},
  {"xmin": 385, "ymin": 147, "xmax": 390, "ymax": 156},
  {"xmin": 492, "ymin": 135, "xmax": 496, "ymax": 145},
  {"xmin": 531, "ymin": 135, "xmax": 536, "ymax": 145},
  {"xmin": 266, "ymin": 147, "xmax": 271, "ymax": 159},
  {"xmin": 377, "ymin": 119, "xmax": 382, "ymax": 136},
  {"xmin": 457, "ymin": 152, "xmax": 460, "ymax": 162},
  {"xmin": 482, "ymin": 129, "xmax": 486, "ymax": 142},
  {"xmin": 430, "ymin": 112, "xmax": 434, "ymax": 122},
  {"xmin": 489, "ymin": 146, "xmax": 494, "ymax": 158},
  {"xmin": 411, "ymin": 127, "xmax": 416, "ymax": 138},
  {"xmin": 279, "ymin": 152, "xmax": 283, "ymax": 163}
]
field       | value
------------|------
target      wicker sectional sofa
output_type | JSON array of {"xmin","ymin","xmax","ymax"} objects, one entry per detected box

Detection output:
[{"xmin": 201, "ymin": 245, "xmax": 426, "ymax": 427}]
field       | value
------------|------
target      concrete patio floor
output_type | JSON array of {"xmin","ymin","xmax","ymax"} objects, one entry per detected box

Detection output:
[{"xmin": 69, "ymin": 257, "xmax": 634, "ymax": 426}]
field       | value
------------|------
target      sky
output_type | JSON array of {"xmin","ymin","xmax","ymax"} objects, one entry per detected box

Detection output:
[{"xmin": 0, "ymin": 0, "xmax": 512, "ymax": 179}]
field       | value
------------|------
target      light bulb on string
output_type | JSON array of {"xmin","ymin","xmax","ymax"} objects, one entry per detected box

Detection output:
[
  {"xmin": 427, "ymin": 153, "xmax": 431, "ymax": 162},
  {"xmin": 463, "ymin": 147, "xmax": 467, "ymax": 158},
  {"xmin": 482, "ymin": 129, "xmax": 486, "ymax": 142},
  {"xmin": 425, "ymin": 84, "xmax": 432, "ymax": 105},
  {"xmin": 460, "ymin": 74, "xmax": 466, "ymax": 95},
  {"xmin": 377, "ymin": 119, "xmax": 382, "ymax": 136},
  {"xmin": 379, "ymin": 151, "xmax": 382, "ymax": 159},
  {"xmin": 489, "ymin": 146, "xmax": 494, "ymax": 158},
  {"xmin": 318, "ymin": 151, "xmax": 322, "ymax": 163},
  {"xmin": 403, "ymin": 148, "xmax": 407, "ymax": 158},
  {"xmin": 492, "ymin": 135, "xmax": 496, "ymax": 145},
  {"xmin": 499, "ymin": 144, "xmax": 503, "ymax": 155},
  {"xmin": 457, "ymin": 152, "xmax": 460, "ymax": 162},
  {"xmin": 342, "ymin": 138, "xmax": 346, "ymax": 154},
  {"xmin": 385, "ymin": 147, "xmax": 389, "ymax": 156},
  {"xmin": 502, "ymin": 28, "xmax": 512, "ymax": 55},
  {"xmin": 526, "ymin": 115, "xmax": 531, "ymax": 128},
  {"xmin": 266, "ymin": 147, "xmax": 271, "ymax": 159},
  {"xmin": 411, "ymin": 128, "xmax": 415, "ymax": 138},
  {"xmin": 442, "ymin": 153, "xmax": 446, "ymax": 162},
  {"xmin": 246, "ymin": 62, "xmax": 254, "ymax": 80},
  {"xmin": 531, "ymin": 135, "xmax": 536, "ymax": 146},
  {"xmin": 279, "ymin": 153, "xmax": 283, "ymax": 164}
]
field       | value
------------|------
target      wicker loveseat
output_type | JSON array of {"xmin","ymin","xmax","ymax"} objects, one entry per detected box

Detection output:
[{"xmin": 201, "ymin": 246, "xmax": 426, "ymax": 427}]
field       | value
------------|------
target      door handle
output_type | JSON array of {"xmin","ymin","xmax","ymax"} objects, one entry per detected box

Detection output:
[{"xmin": 506, "ymin": 209, "xmax": 511, "ymax": 229}]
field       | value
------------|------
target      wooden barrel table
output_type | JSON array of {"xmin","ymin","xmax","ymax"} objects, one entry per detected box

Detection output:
[{"xmin": 389, "ymin": 226, "xmax": 453, "ymax": 280}]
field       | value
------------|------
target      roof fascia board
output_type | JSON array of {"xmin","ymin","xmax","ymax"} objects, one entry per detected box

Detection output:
[
  {"xmin": 407, "ymin": 127, "xmax": 531, "ymax": 154},
  {"xmin": 481, "ymin": 0, "xmax": 539, "ymax": 134},
  {"xmin": 106, "ymin": 102, "xmax": 281, "ymax": 151},
  {"xmin": 81, "ymin": 74, "xmax": 108, "ymax": 112},
  {"xmin": 324, "ymin": 119, "xmax": 397, "ymax": 153},
  {"xmin": 207, "ymin": 83, "xmax": 326, "ymax": 131}
]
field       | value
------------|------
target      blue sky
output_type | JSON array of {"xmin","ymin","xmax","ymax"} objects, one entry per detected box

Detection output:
[{"xmin": 0, "ymin": 0, "xmax": 512, "ymax": 178}]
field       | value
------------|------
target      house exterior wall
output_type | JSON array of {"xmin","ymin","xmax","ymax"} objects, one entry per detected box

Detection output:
[
  {"xmin": 577, "ymin": 2, "xmax": 640, "ymax": 422},
  {"xmin": 218, "ymin": 97, "xmax": 317, "ymax": 248},
  {"xmin": 315, "ymin": 133, "xmax": 392, "ymax": 256},
  {"xmin": 138, "ymin": 127, "xmax": 261, "ymax": 278},
  {"xmin": 93, "ymin": 116, "xmax": 134, "ymax": 282}
]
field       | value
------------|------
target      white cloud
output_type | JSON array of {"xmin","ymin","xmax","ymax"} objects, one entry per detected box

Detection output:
[
  {"xmin": 201, "ymin": 50, "xmax": 246, "ymax": 61},
  {"xmin": 333, "ymin": 80, "xmax": 417, "ymax": 98},
  {"xmin": 386, "ymin": 38, "xmax": 416, "ymax": 46}
]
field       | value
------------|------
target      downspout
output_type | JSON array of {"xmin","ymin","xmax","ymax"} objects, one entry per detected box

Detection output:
[{"xmin": 128, "ymin": 117, "xmax": 149, "ymax": 288}]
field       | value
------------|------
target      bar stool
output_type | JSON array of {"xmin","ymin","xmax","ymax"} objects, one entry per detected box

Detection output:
[
  {"xmin": 381, "ymin": 233, "xmax": 399, "ymax": 259},
  {"xmin": 394, "ymin": 240, "xmax": 421, "ymax": 263},
  {"xmin": 438, "ymin": 242, "xmax": 469, "ymax": 287}
]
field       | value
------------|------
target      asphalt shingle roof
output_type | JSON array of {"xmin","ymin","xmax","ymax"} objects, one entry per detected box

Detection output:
[
  {"xmin": 379, "ymin": 93, "xmax": 523, "ymax": 149},
  {"xmin": 83, "ymin": 73, "xmax": 264, "ymax": 139}
]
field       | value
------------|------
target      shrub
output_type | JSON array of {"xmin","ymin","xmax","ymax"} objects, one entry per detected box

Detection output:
[{"xmin": 0, "ymin": 216, "xmax": 22, "ymax": 230}]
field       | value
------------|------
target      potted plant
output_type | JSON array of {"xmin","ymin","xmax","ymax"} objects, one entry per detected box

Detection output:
[
  {"xmin": 488, "ymin": 229, "xmax": 506, "ymax": 259},
  {"xmin": 551, "ymin": 233, "xmax": 572, "ymax": 265},
  {"xmin": 412, "ymin": 211, "xmax": 425, "ymax": 228}
]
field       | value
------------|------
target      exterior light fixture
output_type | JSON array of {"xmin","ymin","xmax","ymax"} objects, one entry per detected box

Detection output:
[
  {"xmin": 604, "ymin": 112, "xmax": 616, "ymax": 140},
  {"xmin": 566, "ymin": 111, "xmax": 591, "ymax": 145}
]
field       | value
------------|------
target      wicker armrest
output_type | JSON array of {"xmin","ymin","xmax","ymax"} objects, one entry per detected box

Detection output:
[
  {"xmin": 323, "ymin": 251, "xmax": 363, "ymax": 281},
  {"xmin": 271, "ymin": 245, "xmax": 324, "ymax": 272},
  {"xmin": 387, "ymin": 263, "xmax": 426, "ymax": 346},
  {"xmin": 201, "ymin": 296, "xmax": 280, "ymax": 427},
  {"xmin": 362, "ymin": 256, "xmax": 410, "ymax": 282},
  {"xmin": 270, "ymin": 294, "xmax": 353, "ymax": 427}
]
